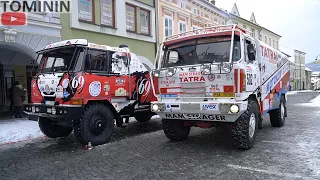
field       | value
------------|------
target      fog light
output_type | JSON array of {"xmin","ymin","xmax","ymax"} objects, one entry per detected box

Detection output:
[
  {"xmin": 230, "ymin": 104, "xmax": 239, "ymax": 113},
  {"xmin": 60, "ymin": 110, "xmax": 63, "ymax": 114},
  {"xmin": 32, "ymin": 106, "xmax": 36, "ymax": 113},
  {"xmin": 220, "ymin": 104, "xmax": 230, "ymax": 114},
  {"xmin": 152, "ymin": 104, "xmax": 159, "ymax": 111},
  {"xmin": 52, "ymin": 107, "xmax": 56, "ymax": 115},
  {"xmin": 64, "ymin": 110, "xmax": 67, "ymax": 114},
  {"xmin": 36, "ymin": 107, "xmax": 40, "ymax": 112}
]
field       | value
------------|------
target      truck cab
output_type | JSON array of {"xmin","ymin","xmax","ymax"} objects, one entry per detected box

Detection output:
[
  {"xmin": 150, "ymin": 25, "xmax": 290, "ymax": 149},
  {"xmin": 24, "ymin": 39, "xmax": 157, "ymax": 146}
]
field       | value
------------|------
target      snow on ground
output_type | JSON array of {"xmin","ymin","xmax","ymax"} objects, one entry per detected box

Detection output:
[
  {"xmin": 0, "ymin": 118, "xmax": 44, "ymax": 145},
  {"xmin": 299, "ymin": 94, "xmax": 320, "ymax": 107}
]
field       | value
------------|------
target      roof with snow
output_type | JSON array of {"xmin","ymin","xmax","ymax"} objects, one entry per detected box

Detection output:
[{"xmin": 305, "ymin": 67, "xmax": 312, "ymax": 72}]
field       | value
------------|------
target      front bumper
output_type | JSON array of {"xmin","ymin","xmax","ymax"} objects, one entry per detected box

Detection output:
[
  {"xmin": 24, "ymin": 104, "xmax": 84, "ymax": 121},
  {"xmin": 150, "ymin": 101, "xmax": 248, "ymax": 122}
]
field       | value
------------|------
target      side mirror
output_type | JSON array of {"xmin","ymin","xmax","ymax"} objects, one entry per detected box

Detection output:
[{"xmin": 247, "ymin": 44, "xmax": 256, "ymax": 61}]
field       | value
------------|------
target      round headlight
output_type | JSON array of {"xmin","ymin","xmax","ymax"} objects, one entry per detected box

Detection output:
[
  {"xmin": 52, "ymin": 107, "xmax": 56, "ymax": 115},
  {"xmin": 222, "ymin": 63, "xmax": 231, "ymax": 73},
  {"xmin": 32, "ymin": 106, "xmax": 36, "ymax": 113},
  {"xmin": 230, "ymin": 104, "xmax": 239, "ymax": 113},
  {"xmin": 36, "ymin": 107, "xmax": 40, "ymax": 112},
  {"xmin": 152, "ymin": 104, "xmax": 159, "ymax": 111},
  {"xmin": 220, "ymin": 104, "xmax": 230, "ymax": 114}
]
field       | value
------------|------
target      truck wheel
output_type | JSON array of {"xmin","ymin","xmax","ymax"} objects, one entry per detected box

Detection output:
[
  {"xmin": 134, "ymin": 112, "xmax": 155, "ymax": 122},
  {"xmin": 231, "ymin": 99, "xmax": 259, "ymax": 150},
  {"xmin": 38, "ymin": 117, "xmax": 73, "ymax": 138},
  {"xmin": 269, "ymin": 95, "xmax": 286, "ymax": 127},
  {"xmin": 162, "ymin": 119, "xmax": 190, "ymax": 141},
  {"xmin": 74, "ymin": 104, "xmax": 114, "ymax": 146}
]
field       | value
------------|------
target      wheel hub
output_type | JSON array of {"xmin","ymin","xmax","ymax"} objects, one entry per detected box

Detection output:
[
  {"xmin": 281, "ymin": 103, "xmax": 285, "ymax": 120},
  {"xmin": 90, "ymin": 115, "xmax": 106, "ymax": 136},
  {"xmin": 249, "ymin": 113, "xmax": 256, "ymax": 138}
]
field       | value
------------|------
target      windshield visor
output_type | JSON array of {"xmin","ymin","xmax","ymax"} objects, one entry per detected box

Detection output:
[
  {"xmin": 162, "ymin": 35, "xmax": 241, "ymax": 68},
  {"xmin": 38, "ymin": 47, "xmax": 81, "ymax": 73}
]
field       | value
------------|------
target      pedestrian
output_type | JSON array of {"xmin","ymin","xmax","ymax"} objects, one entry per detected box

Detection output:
[
  {"xmin": 13, "ymin": 84, "xmax": 26, "ymax": 118},
  {"xmin": 8, "ymin": 81, "xmax": 19, "ymax": 115}
]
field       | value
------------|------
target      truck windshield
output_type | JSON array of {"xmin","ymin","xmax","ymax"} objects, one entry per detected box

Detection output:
[
  {"xmin": 162, "ymin": 35, "xmax": 241, "ymax": 68},
  {"xmin": 38, "ymin": 47, "xmax": 82, "ymax": 73}
]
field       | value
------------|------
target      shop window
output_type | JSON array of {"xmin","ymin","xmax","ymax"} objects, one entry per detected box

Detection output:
[
  {"xmin": 126, "ymin": 3, "xmax": 136, "ymax": 32},
  {"xmin": 140, "ymin": 8, "xmax": 151, "ymax": 35},
  {"xmin": 100, "ymin": 0, "xmax": 115, "ymax": 27},
  {"xmin": 78, "ymin": 0, "xmax": 94, "ymax": 23}
]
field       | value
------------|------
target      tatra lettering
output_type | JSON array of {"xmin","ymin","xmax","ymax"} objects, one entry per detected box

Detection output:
[{"xmin": 179, "ymin": 76, "xmax": 205, "ymax": 83}]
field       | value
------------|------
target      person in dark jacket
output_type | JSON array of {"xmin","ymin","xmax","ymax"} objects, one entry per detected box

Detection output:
[
  {"xmin": 13, "ymin": 84, "xmax": 26, "ymax": 118},
  {"xmin": 9, "ymin": 81, "xmax": 19, "ymax": 112}
]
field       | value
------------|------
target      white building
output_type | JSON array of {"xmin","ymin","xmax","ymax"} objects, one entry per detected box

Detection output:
[{"xmin": 226, "ymin": 3, "xmax": 281, "ymax": 49}]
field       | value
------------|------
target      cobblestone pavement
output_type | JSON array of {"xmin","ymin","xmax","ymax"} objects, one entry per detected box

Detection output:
[{"xmin": 1, "ymin": 92, "xmax": 320, "ymax": 180}]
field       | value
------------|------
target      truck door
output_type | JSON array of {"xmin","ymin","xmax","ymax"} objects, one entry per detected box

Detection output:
[{"xmin": 244, "ymin": 38, "xmax": 260, "ymax": 92}]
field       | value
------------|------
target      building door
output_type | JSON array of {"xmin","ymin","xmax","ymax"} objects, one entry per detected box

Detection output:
[{"xmin": 4, "ymin": 71, "xmax": 14, "ymax": 111}]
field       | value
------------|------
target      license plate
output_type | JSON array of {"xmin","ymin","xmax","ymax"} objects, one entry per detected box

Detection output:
[
  {"xmin": 45, "ymin": 101, "xmax": 55, "ymax": 105},
  {"xmin": 213, "ymin": 92, "xmax": 235, "ymax": 97}
]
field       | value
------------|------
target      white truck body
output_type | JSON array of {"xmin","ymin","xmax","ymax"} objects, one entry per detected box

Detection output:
[{"xmin": 150, "ymin": 25, "xmax": 289, "ymax": 122}]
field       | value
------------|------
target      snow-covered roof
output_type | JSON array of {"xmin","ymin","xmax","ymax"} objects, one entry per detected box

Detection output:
[{"xmin": 305, "ymin": 67, "xmax": 312, "ymax": 72}]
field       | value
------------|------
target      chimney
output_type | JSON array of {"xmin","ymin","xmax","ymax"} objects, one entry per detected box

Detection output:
[{"xmin": 210, "ymin": 0, "xmax": 215, "ymax": 5}]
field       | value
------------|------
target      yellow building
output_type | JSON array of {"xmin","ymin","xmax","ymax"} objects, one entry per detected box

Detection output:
[{"xmin": 156, "ymin": 0, "xmax": 229, "ymax": 44}]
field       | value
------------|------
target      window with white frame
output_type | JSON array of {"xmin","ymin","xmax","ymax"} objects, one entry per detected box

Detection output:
[
  {"xmin": 200, "ymin": 12, "xmax": 203, "ymax": 17},
  {"xmin": 164, "ymin": 17, "xmax": 173, "ymax": 37},
  {"xmin": 251, "ymin": 28, "xmax": 255, "ymax": 38},
  {"xmin": 269, "ymin": 37, "xmax": 271, "ymax": 46},
  {"xmin": 193, "ymin": 8, "xmax": 197, "ymax": 14},
  {"xmin": 179, "ymin": 22, "xmax": 187, "ymax": 33},
  {"xmin": 273, "ymin": 39, "xmax": 275, "ymax": 48},
  {"xmin": 180, "ymin": 2, "xmax": 184, "ymax": 8}
]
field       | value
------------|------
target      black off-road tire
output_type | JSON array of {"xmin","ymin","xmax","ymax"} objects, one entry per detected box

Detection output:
[
  {"xmin": 231, "ymin": 99, "xmax": 259, "ymax": 150},
  {"xmin": 163, "ymin": 119, "xmax": 190, "ymax": 141},
  {"xmin": 38, "ymin": 117, "xmax": 73, "ymax": 138},
  {"xmin": 73, "ymin": 104, "xmax": 115, "ymax": 146},
  {"xmin": 269, "ymin": 95, "xmax": 286, "ymax": 127},
  {"xmin": 134, "ymin": 112, "xmax": 155, "ymax": 122}
]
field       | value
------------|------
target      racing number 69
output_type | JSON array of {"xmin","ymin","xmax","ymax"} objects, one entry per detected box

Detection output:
[{"xmin": 71, "ymin": 76, "xmax": 85, "ymax": 89}]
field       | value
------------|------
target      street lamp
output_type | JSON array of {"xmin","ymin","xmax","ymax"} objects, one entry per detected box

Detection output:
[{"xmin": 314, "ymin": 55, "xmax": 320, "ymax": 64}]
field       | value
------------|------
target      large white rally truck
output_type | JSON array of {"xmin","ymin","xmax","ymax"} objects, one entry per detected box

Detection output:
[{"xmin": 149, "ymin": 25, "xmax": 290, "ymax": 149}]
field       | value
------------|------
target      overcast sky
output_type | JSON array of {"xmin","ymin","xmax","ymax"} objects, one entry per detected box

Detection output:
[{"xmin": 215, "ymin": 0, "xmax": 320, "ymax": 63}]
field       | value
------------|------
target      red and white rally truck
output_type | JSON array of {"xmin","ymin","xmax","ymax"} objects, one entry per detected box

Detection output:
[
  {"xmin": 24, "ymin": 39, "xmax": 157, "ymax": 145},
  {"xmin": 150, "ymin": 25, "xmax": 290, "ymax": 149}
]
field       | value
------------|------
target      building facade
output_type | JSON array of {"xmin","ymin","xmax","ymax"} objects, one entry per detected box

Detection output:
[
  {"xmin": 156, "ymin": 0, "xmax": 229, "ymax": 43},
  {"xmin": 227, "ymin": 3, "xmax": 281, "ymax": 49},
  {"xmin": 0, "ymin": 8, "xmax": 61, "ymax": 111},
  {"xmin": 61, "ymin": 0, "xmax": 157, "ymax": 71},
  {"xmin": 305, "ymin": 67, "xmax": 312, "ymax": 90},
  {"xmin": 294, "ymin": 50, "xmax": 307, "ymax": 90},
  {"xmin": 311, "ymin": 72, "xmax": 320, "ymax": 90}
]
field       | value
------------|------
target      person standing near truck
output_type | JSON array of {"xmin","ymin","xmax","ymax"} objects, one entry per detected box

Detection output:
[{"xmin": 13, "ymin": 84, "xmax": 26, "ymax": 118}]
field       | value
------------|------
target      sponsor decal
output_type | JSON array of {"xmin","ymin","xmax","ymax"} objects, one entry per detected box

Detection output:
[
  {"xmin": 32, "ymin": 81, "xmax": 36, "ymax": 88},
  {"xmin": 160, "ymin": 77, "xmax": 175, "ymax": 86},
  {"xmin": 62, "ymin": 79, "xmax": 69, "ymax": 88},
  {"xmin": 51, "ymin": 80, "xmax": 54, "ymax": 84},
  {"xmin": 160, "ymin": 94, "xmax": 178, "ymax": 98},
  {"xmin": 202, "ymin": 104, "xmax": 217, "ymax": 110},
  {"xmin": 179, "ymin": 76, "xmax": 205, "ymax": 83},
  {"xmin": 116, "ymin": 78, "xmax": 125, "ymax": 86},
  {"xmin": 260, "ymin": 45, "xmax": 278, "ymax": 64},
  {"xmin": 179, "ymin": 72, "xmax": 201, "ymax": 76},
  {"xmin": 40, "ymin": 86, "xmax": 44, "ymax": 92},
  {"xmin": 104, "ymin": 83, "xmax": 110, "ymax": 96},
  {"xmin": 165, "ymin": 113, "xmax": 226, "ymax": 121},
  {"xmin": 166, "ymin": 104, "xmax": 171, "ymax": 108},
  {"xmin": 89, "ymin": 81, "xmax": 101, "ymax": 97},
  {"xmin": 217, "ymin": 75, "xmax": 221, "ymax": 79},
  {"xmin": 63, "ymin": 90, "xmax": 70, "ymax": 98},
  {"xmin": 209, "ymin": 84, "xmax": 220, "ymax": 92},
  {"xmin": 208, "ymin": 74, "xmax": 215, "ymax": 81},
  {"xmin": 115, "ymin": 87, "xmax": 127, "ymax": 96}
]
